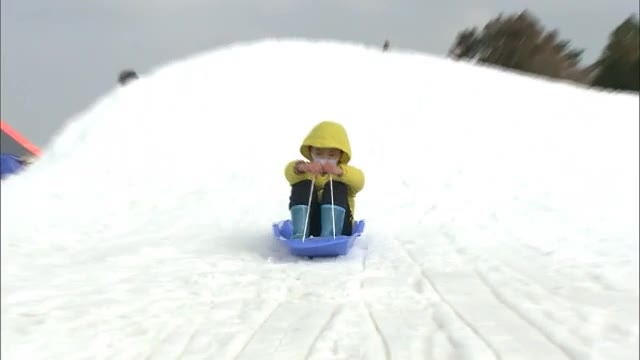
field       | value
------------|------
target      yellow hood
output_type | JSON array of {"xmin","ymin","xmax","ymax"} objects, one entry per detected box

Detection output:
[{"xmin": 299, "ymin": 121, "xmax": 352, "ymax": 164}]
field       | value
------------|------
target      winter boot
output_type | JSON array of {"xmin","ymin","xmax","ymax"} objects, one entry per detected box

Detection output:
[
  {"xmin": 320, "ymin": 204, "xmax": 346, "ymax": 237},
  {"xmin": 290, "ymin": 205, "xmax": 310, "ymax": 239}
]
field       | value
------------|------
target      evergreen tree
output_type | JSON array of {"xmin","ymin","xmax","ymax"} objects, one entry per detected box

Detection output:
[
  {"xmin": 592, "ymin": 15, "xmax": 640, "ymax": 91},
  {"xmin": 449, "ymin": 10, "xmax": 584, "ymax": 80}
]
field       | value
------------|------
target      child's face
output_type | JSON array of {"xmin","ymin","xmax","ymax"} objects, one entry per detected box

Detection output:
[{"xmin": 310, "ymin": 147, "xmax": 342, "ymax": 161}]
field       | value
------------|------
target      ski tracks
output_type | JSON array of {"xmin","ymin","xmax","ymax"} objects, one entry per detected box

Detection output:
[
  {"xmin": 394, "ymin": 227, "xmax": 584, "ymax": 360},
  {"xmin": 164, "ymin": 233, "xmax": 621, "ymax": 360},
  {"xmin": 229, "ymin": 300, "xmax": 336, "ymax": 360},
  {"xmin": 220, "ymin": 246, "xmax": 394, "ymax": 360},
  {"xmin": 400, "ymin": 225, "xmax": 639, "ymax": 360},
  {"xmin": 475, "ymin": 241, "xmax": 639, "ymax": 360},
  {"xmin": 6, "ymin": 230, "xmax": 636, "ymax": 360},
  {"xmin": 364, "ymin": 303, "xmax": 392, "ymax": 360},
  {"xmin": 355, "ymin": 228, "xmax": 496, "ymax": 360}
]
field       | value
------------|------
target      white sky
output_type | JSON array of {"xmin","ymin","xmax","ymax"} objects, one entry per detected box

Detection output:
[{"xmin": 1, "ymin": 0, "xmax": 637, "ymax": 146}]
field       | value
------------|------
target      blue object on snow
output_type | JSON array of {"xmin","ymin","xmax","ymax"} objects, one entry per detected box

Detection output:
[
  {"xmin": 320, "ymin": 204, "xmax": 346, "ymax": 237},
  {"xmin": 289, "ymin": 204, "xmax": 311, "ymax": 239},
  {"xmin": 0, "ymin": 153, "xmax": 24, "ymax": 179},
  {"xmin": 272, "ymin": 219, "xmax": 365, "ymax": 257}
]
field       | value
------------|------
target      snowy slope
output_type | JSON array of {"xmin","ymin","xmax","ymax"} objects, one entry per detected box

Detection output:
[{"xmin": 1, "ymin": 39, "xmax": 638, "ymax": 360}]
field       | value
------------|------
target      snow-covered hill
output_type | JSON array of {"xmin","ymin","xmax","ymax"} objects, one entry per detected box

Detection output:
[{"xmin": 2, "ymin": 39, "xmax": 638, "ymax": 359}]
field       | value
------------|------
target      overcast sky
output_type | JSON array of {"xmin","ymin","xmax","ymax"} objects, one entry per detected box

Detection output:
[{"xmin": 1, "ymin": 0, "xmax": 638, "ymax": 147}]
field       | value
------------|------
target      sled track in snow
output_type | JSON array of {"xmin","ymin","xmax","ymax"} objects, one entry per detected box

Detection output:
[
  {"xmin": 230, "ymin": 300, "xmax": 340, "ymax": 359},
  {"xmin": 444, "ymin": 229, "xmax": 575, "ymax": 359},
  {"xmin": 4, "ymin": 232, "xmax": 635, "ymax": 359},
  {"xmin": 364, "ymin": 302, "xmax": 391, "ymax": 360},
  {"xmin": 231, "ymin": 301, "xmax": 284, "ymax": 359},
  {"xmin": 393, "ymin": 235, "xmax": 502, "ymax": 359},
  {"xmin": 471, "ymin": 244, "xmax": 639, "ymax": 360},
  {"xmin": 394, "ymin": 228, "xmax": 583, "ymax": 360},
  {"xmin": 473, "ymin": 269, "xmax": 578, "ymax": 359},
  {"xmin": 492, "ymin": 239, "xmax": 634, "ymax": 306},
  {"xmin": 439, "ymin": 228, "xmax": 637, "ymax": 360},
  {"xmin": 303, "ymin": 306, "xmax": 340, "ymax": 360}
]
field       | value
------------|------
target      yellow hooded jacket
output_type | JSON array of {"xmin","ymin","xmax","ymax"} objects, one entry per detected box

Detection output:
[{"xmin": 284, "ymin": 121, "xmax": 365, "ymax": 221}]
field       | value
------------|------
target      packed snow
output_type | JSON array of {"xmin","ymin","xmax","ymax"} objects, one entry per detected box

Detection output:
[{"xmin": 1, "ymin": 39, "xmax": 638, "ymax": 360}]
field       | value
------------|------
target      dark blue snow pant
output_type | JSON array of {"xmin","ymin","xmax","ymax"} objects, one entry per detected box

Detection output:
[{"xmin": 288, "ymin": 179, "xmax": 353, "ymax": 236}]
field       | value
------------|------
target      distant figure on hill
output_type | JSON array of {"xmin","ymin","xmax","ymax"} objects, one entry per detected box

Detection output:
[
  {"xmin": 118, "ymin": 69, "xmax": 139, "ymax": 86},
  {"xmin": 382, "ymin": 40, "xmax": 390, "ymax": 52}
]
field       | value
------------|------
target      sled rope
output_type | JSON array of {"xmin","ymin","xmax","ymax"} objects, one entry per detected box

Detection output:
[
  {"xmin": 329, "ymin": 174, "xmax": 336, "ymax": 239},
  {"xmin": 302, "ymin": 176, "xmax": 316, "ymax": 243}
]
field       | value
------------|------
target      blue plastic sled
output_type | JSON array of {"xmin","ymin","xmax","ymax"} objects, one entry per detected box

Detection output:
[
  {"xmin": 1, "ymin": 154, "xmax": 24, "ymax": 180},
  {"xmin": 272, "ymin": 219, "xmax": 365, "ymax": 257}
]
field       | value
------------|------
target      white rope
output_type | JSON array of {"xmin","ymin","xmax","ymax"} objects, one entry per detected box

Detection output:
[
  {"xmin": 301, "ymin": 176, "xmax": 315, "ymax": 243},
  {"xmin": 329, "ymin": 174, "xmax": 336, "ymax": 239}
]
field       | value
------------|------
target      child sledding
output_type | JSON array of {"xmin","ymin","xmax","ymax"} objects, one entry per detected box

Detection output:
[{"xmin": 272, "ymin": 121, "xmax": 366, "ymax": 257}]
